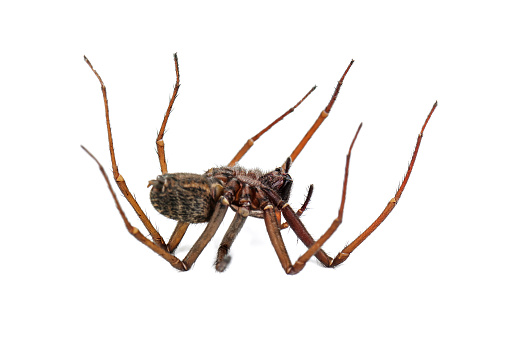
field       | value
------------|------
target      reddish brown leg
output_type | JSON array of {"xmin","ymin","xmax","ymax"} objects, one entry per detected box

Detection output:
[
  {"xmin": 268, "ymin": 123, "xmax": 363, "ymax": 268},
  {"xmin": 215, "ymin": 212, "xmax": 248, "ymax": 272},
  {"xmin": 83, "ymin": 56, "xmax": 230, "ymax": 271},
  {"xmin": 295, "ymin": 185, "xmax": 314, "ymax": 217},
  {"xmin": 280, "ymin": 184, "xmax": 313, "ymax": 229},
  {"xmin": 228, "ymin": 86, "xmax": 316, "ymax": 166},
  {"xmin": 264, "ymin": 201, "xmax": 346, "ymax": 275},
  {"xmin": 82, "ymin": 146, "xmax": 186, "ymax": 270},
  {"xmin": 167, "ymin": 221, "xmax": 190, "ymax": 253},
  {"xmin": 276, "ymin": 102, "xmax": 437, "ymax": 268},
  {"xmin": 155, "ymin": 53, "xmax": 180, "ymax": 175},
  {"xmin": 331, "ymin": 101, "xmax": 438, "ymax": 266},
  {"xmin": 182, "ymin": 197, "xmax": 229, "ymax": 268},
  {"xmin": 84, "ymin": 56, "xmax": 166, "ymax": 249},
  {"xmin": 151, "ymin": 54, "xmax": 196, "ymax": 251},
  {"xmin": 282, "ymin": 59, "xmax": 355, "ymax": 171}
]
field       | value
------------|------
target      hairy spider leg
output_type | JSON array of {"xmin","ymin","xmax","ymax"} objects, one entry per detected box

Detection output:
[
  {"xmin": 264, "ymin": 204, "xmax": 331, "ymax": 274},
  {"xmin": 279, "ymin": 102, "xmax": 437, "ymax": 267},
  {"xmin": 215, "ymin": 213, "xmax": 248, "ymax": 272},
  {"xmin": 82, "ymin": 146, "xmax": 185, "ymax": 270},
  {"xmin": 331, "ymin": 101, "xmax": 437, "ymax": 266},
  {"xmin": 282, "ymin": 59, "xmax": 355, "ymax": 171},
  {"xmin": 280, "ymin": 184, "xmax": 314, "ymax": 229},
  {"xmin": 263, "ymin": 123, "xmax": 363, "ymax": 270},
  {"xmin": 84, "ymin": 56, "xmax": 239, "ymax": 271},
  {"xmin": 228, "ymin": 86, "xmax": 317, "ymax": 167},
  {"xmin": 84, "ymin": 56, "xmax": 166, "ymax": 249},
  {"xmin": 156, "ymin": 53, "xmax": 180, "ymax": 175},
  {"xmin": 166, "ymin": 221, "xmax": 190, "ymax": 253},
  {"xmin": 294, "ymin": 185, "xmax": 314, "ymax": 218},
  {"xmin": 181, "ymin": 197, "xmax": 229, "ymax": 268}
]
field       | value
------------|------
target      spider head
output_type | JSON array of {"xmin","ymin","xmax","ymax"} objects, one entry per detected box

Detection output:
[{"xmin": 261, "ymin": 157, "xmax": 293, "ymax": 203}]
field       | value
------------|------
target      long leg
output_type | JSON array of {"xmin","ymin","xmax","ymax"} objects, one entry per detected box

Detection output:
[
  {"xmin": 153, "ymin": 55, "xmax": 195, "ymax": 249},
  {"xmin": 264, "ymin": 202, "xmax": 345, "ymax": 275},
  {"xmin": 331, "ymin": 101, "xmax": 438, "ymax": 266},
  {"xmin": 82, "ymin": 146, "xmax": 186, "ymax": 270},
  {"xmin": 84, "ymin": 56, "xmax": 166, "ymax": 249},
  {"xmin": 84, "ymin": 56, "xmax": 228, "ymax": 271},
  {"xmin": 215, "ymin": 212, "xmax": 248, "ymax": 272},
  {"xmin": 275, "ymin": 102, "xmax": 437, "ymax": 267},
  {"xmin": 228, "ymin": 85, "xmax": 316, "ymax": 166},
  {"xmin": 282, "ymin": 60, "xmax": 354, "ymax": 170},
  {"xmin": 167, "ymin": 221, "xmax": 190, "ymax": 253},
  {"xmin": 182, "ymin": 197, "xmax": 229, "ymax": 268},
  {"xmin": 155, "ymin": 53, "xmax": 180, "ymax": 175},
  {"xmin": 84, "ymin": 146, "xmax": 230, "ymax": 270},
  {"xmin": 267, "ymin": 123, "xmax": 363, "ymax": 267}
]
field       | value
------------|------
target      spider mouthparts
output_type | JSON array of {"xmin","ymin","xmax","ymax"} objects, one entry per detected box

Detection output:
[{"xmin": 147, "ymin": 180, "xmax": 157, "ymax": 188}]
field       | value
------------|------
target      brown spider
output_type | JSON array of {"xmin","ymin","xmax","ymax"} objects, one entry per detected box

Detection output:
[{"xmin": 82, "ymin": 54, "xmax": 437, "ymax": 274}]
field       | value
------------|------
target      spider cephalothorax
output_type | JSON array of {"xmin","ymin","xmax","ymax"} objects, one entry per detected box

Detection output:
[{"xmin": 83, "ymin": 53, "xmax": 437, "ymax": 274}]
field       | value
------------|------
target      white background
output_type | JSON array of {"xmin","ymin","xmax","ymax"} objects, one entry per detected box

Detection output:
[{"xmin": 1, "ymin": 1, "xmax": 508, "ymax": 337}]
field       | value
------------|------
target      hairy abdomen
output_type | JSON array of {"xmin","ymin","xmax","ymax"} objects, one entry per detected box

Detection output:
[{"xmin": 149, "ymin": 173, "xmax": 221, "ymax": 223}]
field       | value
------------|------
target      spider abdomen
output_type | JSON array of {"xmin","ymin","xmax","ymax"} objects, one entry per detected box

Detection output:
[{"xmin": 149, "ymin": 173, "xmax": 223, "ymax": 223}]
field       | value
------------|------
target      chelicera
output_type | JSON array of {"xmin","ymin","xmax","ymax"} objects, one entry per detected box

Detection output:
[{"xmin": 82, "ymin": 54, "xmax": 437, "ymax": 274}]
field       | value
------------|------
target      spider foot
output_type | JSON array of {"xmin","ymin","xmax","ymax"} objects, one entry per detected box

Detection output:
[
  {"xmin": 215, "ymin": 246, "xmax": 232, "ymax": 272},
  {"xmin": 332, "ymin": 252, "xmax": 350, "ymax": 266}
]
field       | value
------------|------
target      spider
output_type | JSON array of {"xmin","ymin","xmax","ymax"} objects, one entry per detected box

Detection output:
[{"xmin": 82, "ymin": 54, "xmax": 437, "ymax": 274}]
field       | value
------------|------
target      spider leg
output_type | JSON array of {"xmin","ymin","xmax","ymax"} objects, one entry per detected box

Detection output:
[
  {"xmin": 167, "ymin": 221, "xmax": 190, "ymax": 253},
  {"xmin": 83, "ymin": 146, "xmax": 231, "ymax": 271},
  {"xmin": 331, "ymin": 101, "xmax": 438, "ymax": 266},
  {"xmin": 296, "ymin": 184, "xmax": 314, "ymax": 218},
  {"xmin": 84, "ymin": 56, "xmax": 166, "ymax": 249},
  {"xmin": 182, "ymin": 197, "xmax": 229, "ymax": 268},
  {"xmin": 276, "ymin": 102, "xmax": 437, "ymax": 268},
  {"xmin": 282, "ymin": 60, "xmax": 354, "ymax": 171},
  {"xmin": 270, "ymin": 123, "xmax": 363, "ymax": 267},
  {"xmin": 215, "ymin": 212, "xmax": 248, "ymax": 272},
  {"xmin": 228, "ymin": 86, "xmax": 316, "ymax": 166},
  {"xmin": 155, "ymin": 53, "xmax": 180, "ymax": 174},
  {"xmin": 264, "ymin": 203, "xmax": 340, "ymax": 275},
  {"xmin": 280, "ymin": 184, "xmax": 313, "ymax": 229},
  {"xmin": 82, "ymin": 146, "xmax": 186, "ymax": 270}
]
